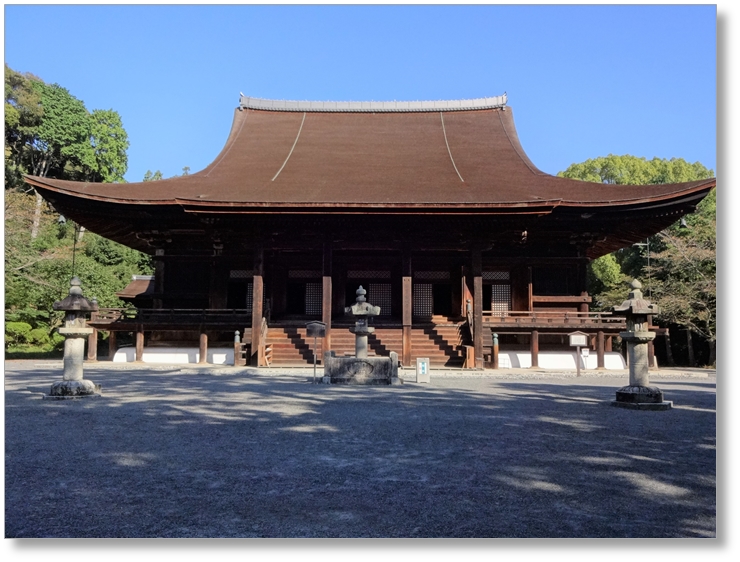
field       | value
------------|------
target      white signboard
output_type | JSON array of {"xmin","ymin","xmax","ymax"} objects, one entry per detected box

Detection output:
[
  {"xmin": 416, "ymin": 358, "xmax": 430, "ymax": 383},
  {"xmin": 569, "ymin": 333, "xmax": 588, "ymax": 347}
]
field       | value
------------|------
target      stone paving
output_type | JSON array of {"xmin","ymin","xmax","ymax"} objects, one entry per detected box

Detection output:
[{"xmin": 4, "ymin": 360, "xmax": 716, "ymax": 538}]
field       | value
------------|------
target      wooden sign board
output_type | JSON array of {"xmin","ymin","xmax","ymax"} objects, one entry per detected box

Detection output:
[
  {"xmin": 306, "ymin": 321, "xmax": 326, "ymax": 338},
  {"xmin": 569, "ymin": 331, "xmax": 588, "ymax": 347}
]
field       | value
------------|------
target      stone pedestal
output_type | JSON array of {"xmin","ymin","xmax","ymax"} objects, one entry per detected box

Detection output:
[
  {"xmin": 350, "ymin": 318, "xmax": 373, "ymax": 359},
  {"xmin": 323, "ymin": 351, "xmax": 401, "ymax": 385},
  {"xmin": 611, "ymin": 280, "xmax": 671, "ymax": 411}
]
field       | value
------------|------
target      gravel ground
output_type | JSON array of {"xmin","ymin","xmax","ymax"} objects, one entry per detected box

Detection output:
[{"xmin": 4, "ymin": 361, "xmax": 716, "ymax": 538}]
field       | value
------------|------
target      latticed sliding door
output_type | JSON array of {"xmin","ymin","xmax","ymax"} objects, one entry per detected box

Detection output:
[{"xmin": 483, "ymin": 271, "xmax": 511, "ymax": 312}]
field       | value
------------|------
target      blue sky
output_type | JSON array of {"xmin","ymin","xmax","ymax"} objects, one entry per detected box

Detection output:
[{"xmin": 4, "ymin": 4, "xmax": 717, "ymax": 184}]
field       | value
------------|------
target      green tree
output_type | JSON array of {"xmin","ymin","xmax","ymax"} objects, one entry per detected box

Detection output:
[
  {"xmin": 559, "ymin": 154, "xmax": 716, "ymax": 365},
  {"xmin": 88, "ymin": 109, "xmax": 129, "ymax": 183},
  {"xmin": 648, "ymin": 189, "xmax": 716, "ymax": 364},
  {"xmin": 143, "ymin": 170, "xmax": 163, "ymax": 182},
  {"xmin": 4, "ymin": 66, "xmax": 151, "ymax": 355},
  {"xmin": 4, "ymin": 65, "xmax": 43, "ymax": 190}
]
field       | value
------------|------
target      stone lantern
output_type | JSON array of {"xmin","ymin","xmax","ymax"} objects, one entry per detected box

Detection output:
[
  {"xmin": 47, "ymin": 277, "xmax": 101, "ymax": 398},
  {"xmin": 611, "ymin": 279, "xmax": 671, "ymax": 410},
  {"xmin": 346, "ymin": 285, "xmax": 380, "ymax": 359},
  {"xmin": 322, "ymin": 285, "xmax": 401, "ymax": 385}
]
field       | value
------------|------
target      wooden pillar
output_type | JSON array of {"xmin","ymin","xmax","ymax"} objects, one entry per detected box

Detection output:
[
  {"xmin": 402, "ymin": 248, "xmax": 412, "ymax": 366},
  {"xmin": 135, "ymin": 328, "xmax": 144, "ymax": 362},
  {"xmin": 322, "ymin": 242, "xmax": 333, "ymax": 358},
  {"xmin": 605, "ymin": 335, "xmax": 613, "ymax": 352},
  {"xmin": 153, "ymin": 254, "xmax": 165, "ymax": 309},
  {"xmin": 472, "ymin": 247, "xmax": 483, "ymax": 369},
  {"xmin": 209, "ymin": 260, "xmax": 228, "ymax": 309},
  {"xmin": 251, "ymin": 245, "xmax": 264, "ymax": 367},
  {"xmin": 530, "ymin": 330, "xmax": 539, "ymax": 368},
  {"xmin": 199, "ymin": 332, "xmax": 208, "ymax": 364},
  {"xmin": 87, "ymin": 328, "xmax": 98, "ymax": 362},
  {"xmin": 108, "ymin": 331, "xmax": 117, "ymax": 360},
  {"xmin": 597, "ymin": 330, "xmax": 605, "ymax": 370},
  {"xmin": 527, "ymin": 266, "xmax": 533, "ymax": 311},
  {"xmin": 579, "ymin": 290, "xmax": 589, "ymax": 313}
]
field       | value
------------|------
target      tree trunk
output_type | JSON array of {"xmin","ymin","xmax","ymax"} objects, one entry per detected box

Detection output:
[
  {"xmin": 30, "ymin": 155, "xmax": 52, "ymax": 240},
  {"xmin": 708, "ymin": 339, "xmax": 716, "ymax": 367},
  {"xmin": 30, "ymin": 190, "xmax": 43, "ymax": 239}
]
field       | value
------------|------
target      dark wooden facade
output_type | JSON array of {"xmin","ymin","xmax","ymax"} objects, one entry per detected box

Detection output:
[{"xmin": 26, "ymin": 94, "xmax": 715, "ymax": 368}]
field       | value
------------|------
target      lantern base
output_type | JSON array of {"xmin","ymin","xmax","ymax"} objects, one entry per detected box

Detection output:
[
  {"xmin": 611, "ymin": 385, "xmax": 672, "ymax": 410},
  {"xmin": 45, "ymin": 379, "xmax": 101, "ymax": 400}
]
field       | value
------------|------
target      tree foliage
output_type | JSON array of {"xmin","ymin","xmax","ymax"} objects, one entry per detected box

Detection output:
[
  {"xmin": 559, "ymin": 154, "xmax": 716, "ymax": 364},
  {"xmin": 4, "ymin": 65, "xmax": 146, "ymax": 353}
]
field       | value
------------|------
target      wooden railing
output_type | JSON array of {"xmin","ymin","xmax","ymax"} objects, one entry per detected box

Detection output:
[
  {"xmin": 92, "ymin": 308, "xmax": 252, "ymax": 325},
  {"xmin": 483, "ymin": 310, "xmax": 624, "ymax": 327}
]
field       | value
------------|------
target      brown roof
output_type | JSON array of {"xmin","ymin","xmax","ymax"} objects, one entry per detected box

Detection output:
[
  {"xmin": 25, "ymin": 100, "xmax": 715, "ymax": 212},
  {"xmin": 115, "ymin": 278, "xmax": 154, "ymax": 299}
]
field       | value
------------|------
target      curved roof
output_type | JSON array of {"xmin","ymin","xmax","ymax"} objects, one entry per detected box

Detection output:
[{"xmin": 25, "ymin": 96, "xmax": 715, "ymax": 214}]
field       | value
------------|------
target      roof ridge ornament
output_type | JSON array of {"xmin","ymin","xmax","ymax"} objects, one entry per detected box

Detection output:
[{"xmin": 239, "ymin": 93, "xmax": 507, "ymax": 113}]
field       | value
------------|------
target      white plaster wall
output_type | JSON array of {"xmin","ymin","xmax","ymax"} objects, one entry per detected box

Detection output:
[
  {"xmin": 498, "ymin": 351, "xmax": 627, "ymax": 370},
  {"xmin": 113, "ymin": 347, "xmax": 234, "ymax": 365}
]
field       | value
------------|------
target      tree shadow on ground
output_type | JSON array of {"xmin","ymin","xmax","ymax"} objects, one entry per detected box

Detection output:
[{"xmin": 4, "ymin": 366, "xmax": 715, "ymax": 538}]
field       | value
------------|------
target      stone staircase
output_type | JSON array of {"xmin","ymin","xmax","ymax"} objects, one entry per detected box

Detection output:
[{"xmin": 265, "ymin": 321, "xmax": 468, "ymax": 367}]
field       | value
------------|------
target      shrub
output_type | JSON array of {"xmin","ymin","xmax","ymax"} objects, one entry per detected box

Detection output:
[
  {"xmin": 29, "ymin": 327, "xmax": 51, "ymax": 346},
  {"xmin": 5, "ymin": 322, "xmax": 33, "ymax": 345}
]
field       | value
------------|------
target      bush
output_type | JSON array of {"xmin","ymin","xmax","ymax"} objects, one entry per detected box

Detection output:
[
  {"xmin": 29, "ymin": 327, "xmax": 51, "ymax": 346},
  {"xmin": 51, "ymin": 332, "xmax": 65, "ymax": 350},
  {"xmin": 5, "ymin": 322, "xmax": 33, "ymax": 345}
]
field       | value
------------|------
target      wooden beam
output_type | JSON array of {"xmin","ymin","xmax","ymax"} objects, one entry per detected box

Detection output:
[
  {"xmin": 530, "ymin": 329, "xmax": 539, "ymax": 368},
  {"xmin": 251, "ymin": 245, "xmax": 264, "ymax": 367}
]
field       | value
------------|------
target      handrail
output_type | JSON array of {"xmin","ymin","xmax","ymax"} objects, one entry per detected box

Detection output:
[
  {"xmin": 258, "ymin": 317, "xmax": 271, "ymax": 367},
  {"xmin": 465, "ymin": 299, "xmax": 474, "ymax": 343},
  {"xmin": 93, "ymin": 307, "xmax": 252, "ymax": 323},
  {"xmin": 482, "ymin": 310, "xmax": 624, "ymax": 325}
]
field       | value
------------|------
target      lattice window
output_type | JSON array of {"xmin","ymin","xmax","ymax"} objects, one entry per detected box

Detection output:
[
  {"xmin": 491, "ymin": 284, "xmax": 511, "ymax": 312},
  {"xmin": 483, "ymin": 271, "xmax": 510, "ymax": 281},
  {"xmin": 413, "ymin": 283, "xmax": 433, "ymax": 316},
  {"xmin": 305, "ymin": 283, "xmax": 323, "ymax": 315},
  {"xmin": 347, "ymin": 270, "xmax": 391, "ymax": 279},
  {"xmin": 245, "ymin": 282, "xmax": 253, "ymax": 312},
  {"xmin": 368, "ymin": 283, "xmax": 392, "ymax": 316},
  {"xmin": 289, "ymin": 270, "xmax": 321, "ymax": 279},
  {"xmin": 414, "ymin": 271, "xmax": 450, "ymax": 281}
]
